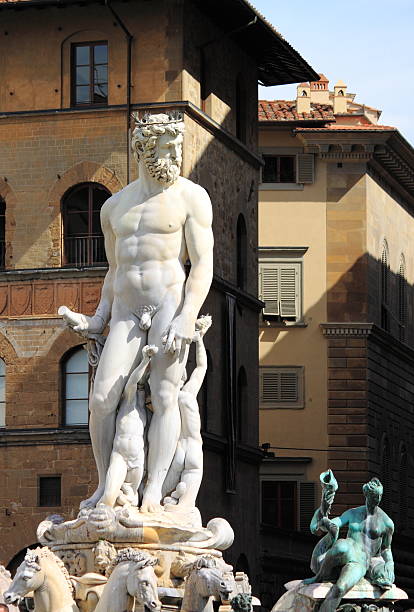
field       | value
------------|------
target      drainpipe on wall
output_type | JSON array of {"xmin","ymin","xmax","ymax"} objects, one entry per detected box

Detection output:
[{"xmin": 105, "ymin": 0, "xmax": 133, "ymax": 183}]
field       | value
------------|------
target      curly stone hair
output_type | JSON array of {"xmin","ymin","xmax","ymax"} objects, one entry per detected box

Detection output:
[
  {"xmin": 231, "ymin": 593, "xmax": 252, "ymax": 611},
  {"xmin": 105, "ymin": 548, "xmax": 157, "ymax": 578}
]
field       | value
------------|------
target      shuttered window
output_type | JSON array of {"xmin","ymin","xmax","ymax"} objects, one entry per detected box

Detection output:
[
  {"xmin": 260, "ymin": 480, "xmax": 315, "ymax": 531},
  {"xmin": 261, "ymin": 154, "xmax": 314, "ymax": 184},
  {"xmin": 259, "ymin": 262, "xmax": 301, "ymax": 321},
  {"xmin": 299, "ymin": 482, "xmax": 316, "ymax": 531},
  {"xmin": 260, "ymin": 366, "xmax": 304, "ymax": 409},
  {"xmin": 297, "ymin": 154, "xmax": 315, "ymax": 183}
]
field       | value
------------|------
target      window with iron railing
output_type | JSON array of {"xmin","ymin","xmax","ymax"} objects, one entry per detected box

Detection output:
[{"xmin": 62, "ymin": 182, "xmax": 109, "ymax": 267}]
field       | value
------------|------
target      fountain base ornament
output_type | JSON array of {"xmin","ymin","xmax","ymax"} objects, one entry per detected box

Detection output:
[{"xmin": 271, "ymin": 471, "xmax": 408, "ymax": 612}]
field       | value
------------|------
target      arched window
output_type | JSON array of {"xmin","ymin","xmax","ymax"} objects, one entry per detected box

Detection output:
[
  {"xmin": 236, "ymin": 366, "xmax": 247, "ymax": 441},
  {"xmin": 398, "ymin": 255, "xmax": 407, "ymax": 342},
  {"xmin": 62, "ymin": 346, "xmax": 89, "ymax": 426},
  {"xmin": 399, "ymin": 446, "xmax": 408, "ymax": 530},
  {"xmin": 236, "ymin": 214, "xmax": 247, "ymax": 290},
  {"xmin": 380, "ymin": 240, "xmax": 390, "ymax": 331},
  {"xmin": 0, "ymin": 358, "xmax": 5, "ymax": 427},
  {"xmin": 62, "ymin": 182, "xmax": 110, "ymax": 267},
  {"xmin": 381, "ymin": 436, "xmax": 392, "ymax": 516},
  {"xmin": 0, "ymin": 198, "xmax": 5, "ymax": 269}
]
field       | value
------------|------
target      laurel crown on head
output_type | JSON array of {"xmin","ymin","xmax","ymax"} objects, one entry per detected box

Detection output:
[{"xmin": 132, "ymin": 110, "xmax": 184, "ymax": 127}]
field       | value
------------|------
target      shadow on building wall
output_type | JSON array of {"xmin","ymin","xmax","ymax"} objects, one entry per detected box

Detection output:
[{"xmin": 258, "ymin": 250, "xmax": 414, "ymax": 606}]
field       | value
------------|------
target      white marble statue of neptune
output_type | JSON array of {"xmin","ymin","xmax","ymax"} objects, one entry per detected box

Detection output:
[{"xmin": 59, "ymin": 112, "xmax": 214, "ymax": 513}]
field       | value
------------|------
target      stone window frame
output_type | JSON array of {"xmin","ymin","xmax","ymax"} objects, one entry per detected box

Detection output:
[
  {"xmin": 259, "ymin": 147, "xmax": 314, "ymax": 190},
  {"xmin": 70, "ymin": 40, "xmax": 109, "ymax": 108},
  {"xmin": 38, "ymin": 475, "xmax": 62, "ymax": 508},
  {"xmin": 259, "ymin": 460, "xmax": 315, "ymax": 532},
  {"xmin": 258, "ymin": 246, "xmax": 308, "ymax": 327},
  {"xmin": 61, "ymin": 181, "xmax": 110, "ymax": 268},
  {"xmin": 61, "ymin": 345, "xmax": 90, "ymax": 428},
  {"xmin": 259, "ymin": 365, "xmax": 305, "ymax": 410}
]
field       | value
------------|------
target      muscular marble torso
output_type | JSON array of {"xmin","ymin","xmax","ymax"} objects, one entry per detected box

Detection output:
[{"xmin": 105, "ymin": 177, "xmax": 193, "ymax": 313}]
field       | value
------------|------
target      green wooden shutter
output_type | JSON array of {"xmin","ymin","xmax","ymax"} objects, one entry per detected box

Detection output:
[
  {"xmin": 280, "ymin": 370, "xmax": 298, "ymax": 402},
  {"xmin": 299, "ymin": 482, "xmax": 316, "ymax": 531},
  {"xmin": 297, "ymin": 153, "xmax": 314, "ymax": 183},
  {"xmin": 259, "ymin": 264, "xmax": 280, "ymax": 316},
  {"xmin": 280, "ymin": 264, "xmax": 299, "ymax": 318},
  {"xmin": 260, "ymin": 369, "xmax": 280, "ymax": 404},
  {"xmin": 260, "ymin": 367, "xmax": 303, "ymax": 408}
]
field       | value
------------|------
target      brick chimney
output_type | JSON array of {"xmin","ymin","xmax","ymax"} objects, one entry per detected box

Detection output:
[
  {"xmin": 309, "ymin": 73, "xmax": 329, "ymax": 103},
  {"xmin": 333, "ymin": 80, "xmax": 348, "ymax": 114},
  {"xmin": 296, "ymin": 82, "xmax": 311, "ymax": 114}
]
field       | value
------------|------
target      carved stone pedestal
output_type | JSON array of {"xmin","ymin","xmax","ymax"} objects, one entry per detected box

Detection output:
[
  {"xmin": 33, "ymin": 508, "xmax": 256, "ymax": 611},
  {"xmin": 271, "ymin": 580, "xmax": 409, "ymax": 612}
]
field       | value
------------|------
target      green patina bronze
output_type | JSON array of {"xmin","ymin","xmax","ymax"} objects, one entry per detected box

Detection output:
[{"xmin": 304, "ymin": 473, "xmax": 394, "ymax": 612}]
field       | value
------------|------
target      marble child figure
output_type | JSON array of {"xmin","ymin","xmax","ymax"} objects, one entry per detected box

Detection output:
[
  {"xmin": 98, "ymin": 344, "xmax": 158, "ymax": 509},
  {"xmin": 163, "ymin": 314, "xmax": 212, "ymax": 508},
  {"xmin": 305, "ymin": 477, "xmax": 394, "ymax": 612},
  {"xmin": 59, "ymin": 112, "xmax": 214, "ymax": 513}
]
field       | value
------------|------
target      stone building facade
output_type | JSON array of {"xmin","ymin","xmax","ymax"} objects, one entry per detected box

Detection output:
[
  {"xmin": 0, "ymin": 0, "xmax": 317, "ymax": 591},
  {"xmin": 258, "ymin": 76, "xmax": 414, "ymax": 605}
]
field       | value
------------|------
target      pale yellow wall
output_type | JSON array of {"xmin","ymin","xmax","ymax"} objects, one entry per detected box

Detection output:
[{"xmin": 258, "ymin": 128, "xmax": 329, "ymax": 482}]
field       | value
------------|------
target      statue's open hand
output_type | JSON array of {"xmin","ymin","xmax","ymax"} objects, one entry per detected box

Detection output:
[{"xmin": 162, "ymin": 315, "xmax": 195, "ymax": 355}]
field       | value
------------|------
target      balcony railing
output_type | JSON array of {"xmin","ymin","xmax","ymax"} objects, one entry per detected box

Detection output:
[{"xmin": 63, "ymin": 235, "xmax": 106, "ymax": 267}]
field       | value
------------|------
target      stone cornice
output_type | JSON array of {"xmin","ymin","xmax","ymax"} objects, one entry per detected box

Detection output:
[
  {"xmin": 320, "ymin": 323, "xmax": 374, "ymax": 337},
  {"xmin": 321, "ymin": 322, "xmax": 414, "ymax": 364},
  {"xmin": 0, "ymin": 101, "xmax": 263, "ymax": 169},
  {"xmin": 296, "ymin": 128, "xmax": 414, "ymax": 208},
  {"xmin": 0, "ymin": 427, "xmax": 91, "ymax": 447},
  {"xmin": 0, "ymin": 426, "xmax": 264, "ymax": 463}
]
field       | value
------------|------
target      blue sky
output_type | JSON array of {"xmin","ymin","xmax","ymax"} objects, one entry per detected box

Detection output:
[{"xmin": 253, "ymin": 0, "xmax": 414, "ymax": 145}]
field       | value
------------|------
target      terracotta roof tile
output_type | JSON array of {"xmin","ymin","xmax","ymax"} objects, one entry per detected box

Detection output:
[
  {"xmin": 295, "ymin": 125, "xmax": 396, "ymax": 132},
  {"xmin": 258, "ymin": 99, "xmax": 335, "ymax": 122}
]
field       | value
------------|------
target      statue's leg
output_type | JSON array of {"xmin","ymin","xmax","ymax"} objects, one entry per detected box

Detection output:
[
  {"xmin": 82, "ymin": 310, "xmax": 146, "ymax": 510},
  {"xmin": 175, "ymin": 394, "xmax": 203, "ymax": 507},
  {"xmin": 318, "ymin": 561, "xmax": 365, "ymax": 612},
  {"xmin": 141, "ymin": 303, "xmax": 189, "ymax": 512},
  {"xmin": 99, "ymin": 451, "xmax": 128, "ymax": 507}
]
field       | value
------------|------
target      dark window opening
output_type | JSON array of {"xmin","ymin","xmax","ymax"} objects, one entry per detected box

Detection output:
[
  {"xmin": 380, "ymin": 242, "xmax": 390, "ymax": 332},
  {"xmin": 399, "ymin": 447, "xmax": 408, "ymax": 530},
  {"xmin": 398, "ymin": 258, "xmax": 407, "ymax": 342},
  {"xmin": 262, "ymin": 156, "xmax": 296, "ymax": 183},
  {"xmin": 381, "ymin": 437, "xmax": 392, "ymax": 516},
  {"xmin": 71, "ymin": 42, "xmax": 108, "ymax": 107},
  {"xmin": 62, "ymin": 182, "xmax": 109, "ymax": 267},
  {"xmin": 261, "ymin": 480, "xmax": 297, "ymax": 530},
  {"xmin": 0, "ymin": 198, "xmax": 5, "ymax": 269},
  {"xmin": 236, "ymin": 214, "xmax": 247, "ymax": 290},
  {"xmin": 39, "ymin": 476, "xmax": 61, "ymax": 507}
]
